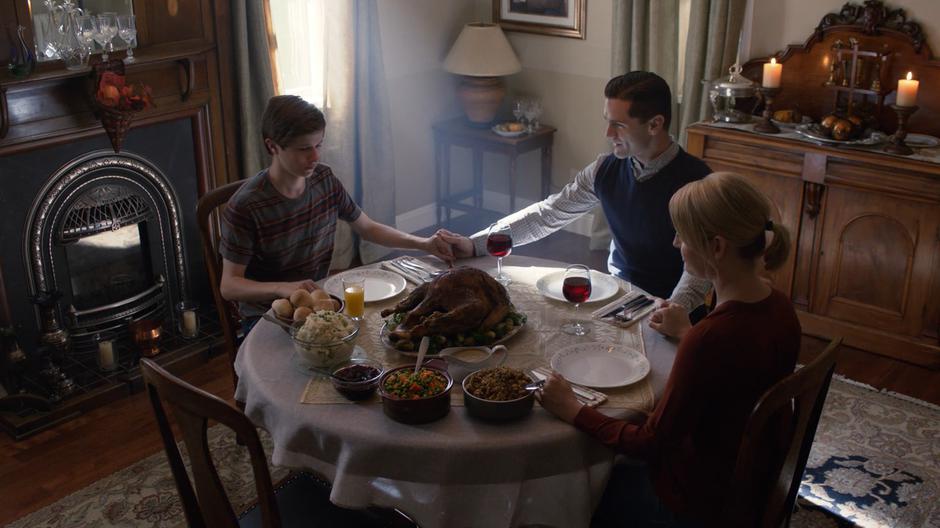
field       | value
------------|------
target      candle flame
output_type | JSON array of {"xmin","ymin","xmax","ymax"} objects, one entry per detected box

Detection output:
[
  {"xmin": 771, "ymin": 58, "xmax": 777, "ymax": 65},
  {"xmin": 906, "ymin": 71, "xmax": 913, "ymax": 81}
]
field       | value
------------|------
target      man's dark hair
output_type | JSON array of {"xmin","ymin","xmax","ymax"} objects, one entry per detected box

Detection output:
[
  {"xmin": 261, "ymin": 95, "xmax": 326, "ymax": 150},
  {"xmin": 604, "ymin": 71, "xmax": 672, "ymax": 128}
]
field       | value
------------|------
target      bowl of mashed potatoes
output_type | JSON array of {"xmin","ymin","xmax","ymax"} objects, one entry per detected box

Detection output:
[{"xmin": 290, "ymin": 310, "xmax": 359, "ymax": 367}]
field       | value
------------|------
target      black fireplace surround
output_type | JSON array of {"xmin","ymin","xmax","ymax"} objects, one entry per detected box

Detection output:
[{"xmin": 0, "ymin": 119, "xmax": 213, "ymax": 417}]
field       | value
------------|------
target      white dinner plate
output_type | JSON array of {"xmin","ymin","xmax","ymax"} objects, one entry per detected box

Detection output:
[
  {"xmin": 491, "ymin": 123, "xmax": 526, "ymax": 137},
  {"xmin": 905, "ymin": 133, "xmax": 939, "ymax": 148},
  {"xmin": 550, "ymin": 343, "xmax": 650, "ymax": 389},
  {"xmin": 535, "ymin": 270, "xmax": 621, "ymax": 303},
  {"xmin": 323, "ymin": 269, "xmax": 407, "ymax": 303}
]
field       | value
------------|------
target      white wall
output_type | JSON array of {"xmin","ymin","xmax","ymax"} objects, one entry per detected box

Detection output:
[
  {"xmin": 748, "ymin": 0, "xmax": 939, "ymax": 59},
  {"xmin": 475, "ymin": 0, "xmax": 614, "ymax": 220},
  {"xmin": 378, "ymin": 1, "xmax": 485, "ymax": 218}
]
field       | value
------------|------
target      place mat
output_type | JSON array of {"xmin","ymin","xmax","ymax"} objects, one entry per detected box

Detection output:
[{"xmin": 300, "ymin": 269, "xmax": 655, "ymax": 414}]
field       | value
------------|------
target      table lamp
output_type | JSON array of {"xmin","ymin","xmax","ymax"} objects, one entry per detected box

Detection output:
[{"xmin": 444, "ymin": 23, "xmax": 521, "ymax": 125}]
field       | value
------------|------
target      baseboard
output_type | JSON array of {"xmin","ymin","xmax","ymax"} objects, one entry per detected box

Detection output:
[{"xmin": 395, "ymin": 192, "xmax": 595, "ymax": 238}]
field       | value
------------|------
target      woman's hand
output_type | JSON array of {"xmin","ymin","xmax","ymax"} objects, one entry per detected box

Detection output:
[
  {"xmin": 537, "ymin": 371, "xmax": 583, "ymax": 424},
  {"xmin": 648, "ymin": 300, "xmax": 691, "ymax": 339}
]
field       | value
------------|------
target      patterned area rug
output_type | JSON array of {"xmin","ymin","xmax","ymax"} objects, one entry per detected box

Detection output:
[
  {"xmin": 7, "ymin": 377, "xmax": 938, "ymax": 527},
  {"xmin": 798, "ymin": 377, "xmax": 940, "ymax": 527}
]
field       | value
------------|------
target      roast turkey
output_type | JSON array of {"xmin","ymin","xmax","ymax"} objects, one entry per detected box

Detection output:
[{"xmin": 380, "ymin": 267, "xmax": 511, "ymax": 341}]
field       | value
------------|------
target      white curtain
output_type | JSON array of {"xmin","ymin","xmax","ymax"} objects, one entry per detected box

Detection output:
[{"xmin": 270, "ymin": 0, "xmax": 397, "ymax": 269}]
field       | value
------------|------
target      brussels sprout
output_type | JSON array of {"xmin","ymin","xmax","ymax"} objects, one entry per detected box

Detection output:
[{"xmin": 395, "ymin": 340, "xmax": 415, "ymax": 351}]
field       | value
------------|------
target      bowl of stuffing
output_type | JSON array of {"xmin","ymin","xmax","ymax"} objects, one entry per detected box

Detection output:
[
  {"xmin": 290, "ymin": 311, "xmax": 359, "ymax": 368},
  {"xmin": 378, "ymin": 361, "xmax": 453, "ymax": 424},
  {"xmin": 330, "ymin": 358, "xmax": 384, "ymax": 401},
  {"xmin": 462, "ymin": 366, "xmax": 535, "ymax": 422}
]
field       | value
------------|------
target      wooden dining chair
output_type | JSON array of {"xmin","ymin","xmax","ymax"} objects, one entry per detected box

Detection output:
[
  {"xmin": 721, "ymin": 337, "xmax": 842, "ymax": 527},
  {"xmin": 196, "ymin": 181, "xmax": 244, "ymax": 392},
  {"xmin": 140, "ymin": 358, "xmax": 406, "ymax": 528}
]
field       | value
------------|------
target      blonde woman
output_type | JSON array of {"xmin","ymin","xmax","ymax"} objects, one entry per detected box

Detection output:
[{"xmin": 539, "ymin": 172, "xmax": 800, "ymax": 527}]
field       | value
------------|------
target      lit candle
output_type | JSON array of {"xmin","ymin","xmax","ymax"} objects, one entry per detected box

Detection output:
[
  {"xmin": 182, "ymin": 310, "xmax": 198, "ymax": 338},
  {"xmin": 98, "ymin": 340, "xmax": 116, "ymax": 370},
  {"xmin": 896, "ymin": 71, "xmax": 919, "ymax": 107},
  {"xmin": 762, "ymin": 58, "xmax": 783, "ymax": 88}
]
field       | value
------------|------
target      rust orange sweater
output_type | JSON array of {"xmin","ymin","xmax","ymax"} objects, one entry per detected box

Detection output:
[{"xmin": 574, "ymin": 289, "xmax": 800, "ymax": 521}]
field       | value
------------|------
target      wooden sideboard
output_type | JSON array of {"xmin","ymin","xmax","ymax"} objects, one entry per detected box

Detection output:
[{"xmin": 687, "ymin": 124, "xmax": 940, "ymax": 368}]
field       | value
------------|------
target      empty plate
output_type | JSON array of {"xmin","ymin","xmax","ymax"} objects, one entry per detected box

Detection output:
[
  {"xmin": 550, "ymin": 343, "xmax": 650, "ymax": 388},
  {"xmin": 323, "ymin": 269, "xmax": 407, "ymax": 303},
  {"xmin": 905, "ymin": 133, "xmax": 939, "ymax": 148}
]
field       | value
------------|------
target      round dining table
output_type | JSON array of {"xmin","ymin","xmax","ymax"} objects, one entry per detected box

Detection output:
[{"xmin": 234, "ymin": 255, "xmax": 679, "ymax": 528}]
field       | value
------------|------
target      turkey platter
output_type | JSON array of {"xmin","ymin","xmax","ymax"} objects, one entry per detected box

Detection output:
[{"xmin": 380, "ymin": 267, "xmax": 526, "ymax": 354}]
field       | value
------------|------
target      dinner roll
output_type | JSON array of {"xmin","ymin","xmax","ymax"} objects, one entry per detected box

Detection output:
[
  {"xmin": 290, "ymin": 289, "xmax": 315, "ymax": 308},
  {"xmin": 272, "ymin": 298, "xmax": 294, "ymax": 318},
  {"xmin": 293, "ymin": 306, "xmax": 312, "ymax": 322},
  {"xmin": 312, "ymin": 299, "xmax": 336, "ymax": 312},
  {"xmin": 310, "ymin": 289, "xmax": 331, "ymax": 301}
]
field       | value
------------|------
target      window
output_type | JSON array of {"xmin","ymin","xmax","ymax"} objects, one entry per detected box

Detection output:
[{"xmin": 268, "ymin": 0, "xmax": 327, "ymax": 107}]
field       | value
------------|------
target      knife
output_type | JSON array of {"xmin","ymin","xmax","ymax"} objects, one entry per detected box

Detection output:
[
  {"xmin": 600, "ymin": 294, "xmax": 647, "ymax": 318},
  {"xmin": 618, "ymin": 297, "xmax": 656, "ymax": 320}
]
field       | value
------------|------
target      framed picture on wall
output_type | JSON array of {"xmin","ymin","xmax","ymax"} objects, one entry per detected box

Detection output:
[{"xmin": 493, "ymin": 0, "xmax": 586, "ymax": 39}]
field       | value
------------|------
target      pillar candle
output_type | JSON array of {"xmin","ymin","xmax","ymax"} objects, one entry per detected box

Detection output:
[
  {"xmin": 762, "ymin": 58, "xmax": 783, "ymax": 88},
  {"xmin": 896, "ymin": 72, "xmax": 919, "ymax": 107},
  {"xmin": 182, "ymin": 310, "xmax": 198, "ymax": 338},
  {"xmin": 98, "ymin": 340, "xmax": 116, "ymax": 370}
]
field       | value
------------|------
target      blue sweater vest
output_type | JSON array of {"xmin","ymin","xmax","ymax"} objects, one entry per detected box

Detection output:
[{"xmin": 594, "ymin": 149, "xmax": 711, "ymax": 298}]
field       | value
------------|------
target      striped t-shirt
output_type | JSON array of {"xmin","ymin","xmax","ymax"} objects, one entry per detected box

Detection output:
[{"xmin": 220, "ymin": 165, "xmax": 361, "ymax": 314}]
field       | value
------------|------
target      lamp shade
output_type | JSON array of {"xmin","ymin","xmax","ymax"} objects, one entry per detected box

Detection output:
[{"xmin": 444, "ymin": 23, "xmax": 521, "ymax": 77}]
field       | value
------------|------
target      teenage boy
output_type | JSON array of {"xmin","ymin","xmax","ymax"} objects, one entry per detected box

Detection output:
[{"xmin": 220, "ymin": 95, "xmax": 454, "ymax": 321}]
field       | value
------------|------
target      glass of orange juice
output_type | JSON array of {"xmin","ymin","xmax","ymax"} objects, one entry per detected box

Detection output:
[{"xmin": 342, "ymin": 277, "xmax": 365, "ymax": 320}]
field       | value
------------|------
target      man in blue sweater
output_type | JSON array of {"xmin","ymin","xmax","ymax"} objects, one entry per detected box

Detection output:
[{"xmin": 439, "ymin": 71, "xmax": 712, "ymax": 313}]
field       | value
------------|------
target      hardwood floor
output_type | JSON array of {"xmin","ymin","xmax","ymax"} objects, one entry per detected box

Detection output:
[{"xmin": 3, "ymin": 227, "xmax": 938, "ymax": 526}]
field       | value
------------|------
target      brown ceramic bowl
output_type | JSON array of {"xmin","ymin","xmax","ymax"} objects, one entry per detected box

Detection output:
[
  {"xmin": 461, "ymin": 370, "xmax": 535, "ymax": 422},
  {"xmin": 378, "ymin": 363, "xmax": 453, "ymax": 424}
]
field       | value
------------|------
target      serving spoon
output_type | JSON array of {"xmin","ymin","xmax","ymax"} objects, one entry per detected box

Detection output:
[{"xmin": 414, "ymin": 336, "xmax": 430, "ymax": 374}]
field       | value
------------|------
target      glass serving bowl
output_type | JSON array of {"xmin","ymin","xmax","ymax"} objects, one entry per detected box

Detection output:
[{"xmin": 289, "ymin": 313, "xmax": 359, "ymax": 368}]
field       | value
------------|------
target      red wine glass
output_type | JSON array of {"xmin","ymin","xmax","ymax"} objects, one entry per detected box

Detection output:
[
  {"xmin": 486, "ymin": 222, "xmax": 513, "ymax": 286},
  {"xmin": 562, "ymin": 264, "xmax": 592, "ymax": 336}
]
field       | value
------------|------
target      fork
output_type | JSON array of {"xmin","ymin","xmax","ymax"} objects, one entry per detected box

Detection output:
[
  {"xmin": 399, "ymin": 259, "xmax": 446, "ymax": 280},
  {"xmin": 615, "ymin": 297, "xmax": 655, "ymax": 322}
]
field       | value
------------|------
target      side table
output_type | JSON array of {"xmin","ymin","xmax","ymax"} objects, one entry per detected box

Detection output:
[{"xmin": 432, "ymin": 118, "xmax": 556, "ymax": 224}]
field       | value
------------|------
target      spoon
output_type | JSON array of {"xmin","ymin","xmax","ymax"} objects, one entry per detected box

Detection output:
[
  {"xmin": 414, "ymin": 336, "xmax": 430, "ymax": 374},
  {"xmin": 524, "ymin": 379, "xmax": 546, "ymax": 392}
]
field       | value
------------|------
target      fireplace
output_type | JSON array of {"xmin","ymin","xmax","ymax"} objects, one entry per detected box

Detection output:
[
  {"xmin": 26, "ymin": 151, "xmax": 189, "ymax": 353},
  {"xmin": 0, "ymin": 118, "xmax": 218, "ymax": 438}
]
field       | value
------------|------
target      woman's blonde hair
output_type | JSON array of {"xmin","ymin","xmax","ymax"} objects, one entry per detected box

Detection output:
[{"xmin": 668, "ymin": 172, "xmax": 790, "ymax": 271}]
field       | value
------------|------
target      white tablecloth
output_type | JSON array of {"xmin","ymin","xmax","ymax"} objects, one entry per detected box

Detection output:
[{"xmin": 234, "ymin": 256, "xmax": 679, "ymax": 528}]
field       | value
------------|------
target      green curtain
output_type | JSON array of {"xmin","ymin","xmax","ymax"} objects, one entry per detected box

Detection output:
[
  {"xmin": 323, "ymin": 0, "xmax": 397, "ymax": 268},
  {"xmin": 611, "ymin": 0, "xmax": 680, "ymax": 135},
  {"xmin": 678, "ymin": 0, "xmax": 748, "ymax": 142},
  {"xmin": 231, "ymin": 0, "xmax": 275, "ymax": 178}
]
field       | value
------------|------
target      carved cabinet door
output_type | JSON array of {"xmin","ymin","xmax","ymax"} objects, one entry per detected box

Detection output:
[{"xmin": 812, "ymin": 185, "xmax": 940, "ymax": 336}]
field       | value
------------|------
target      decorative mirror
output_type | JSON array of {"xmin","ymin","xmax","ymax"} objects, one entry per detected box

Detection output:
[{"xmin": 31, "ymin": 0, "xmax": 136, "ymax": 63}]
